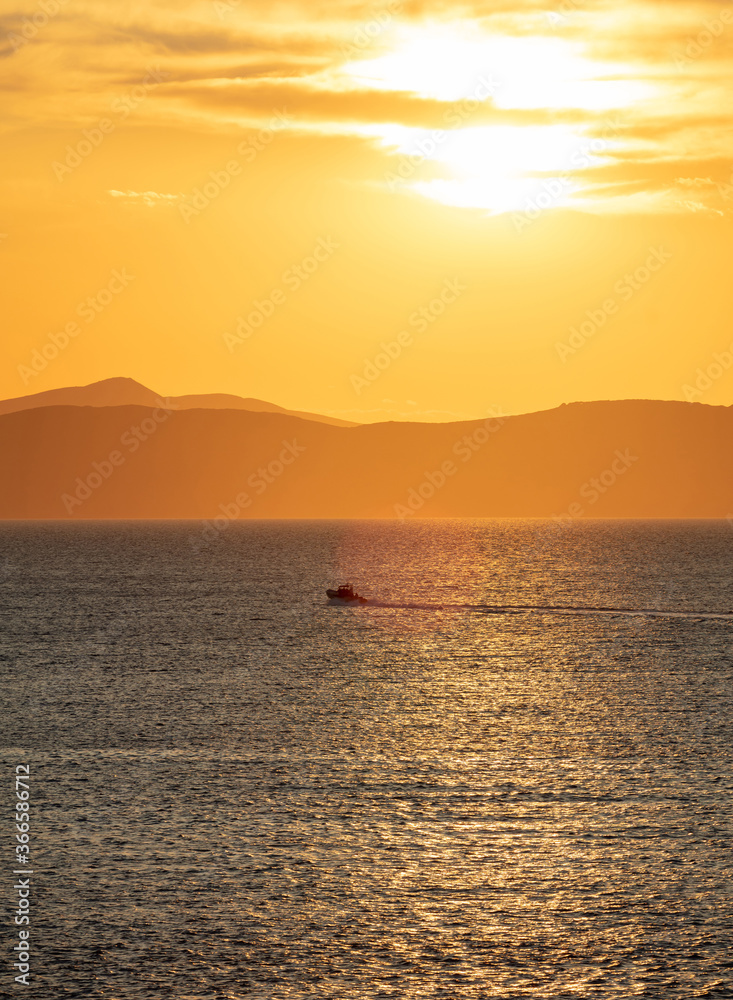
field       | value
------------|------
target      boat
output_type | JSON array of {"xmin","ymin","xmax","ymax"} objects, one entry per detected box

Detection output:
[{"xmin": 326, "ymin": 583, "xmax": 368, "ymax": 604}]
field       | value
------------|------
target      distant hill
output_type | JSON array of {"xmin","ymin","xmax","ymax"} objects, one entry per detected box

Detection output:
[
  {"xmin": 0, "ymin": 377, "xmax": 357, "ymax": 428},
  {"xmin": 1, "ymin": 399, "xmax": 732, "ymax": 518}
]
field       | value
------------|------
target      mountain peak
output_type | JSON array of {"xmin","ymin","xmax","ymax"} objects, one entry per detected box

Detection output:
[{"xmin": 0, "ymin": 378, "xmax": 358, "ymax": 427}]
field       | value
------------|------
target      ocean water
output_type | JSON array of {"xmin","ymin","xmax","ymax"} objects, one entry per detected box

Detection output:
[{"xmin": 1, "ymin": 519, "xmax": 732, "ymax": 999}]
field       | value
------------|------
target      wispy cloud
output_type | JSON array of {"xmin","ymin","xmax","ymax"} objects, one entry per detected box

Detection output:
[
  {"xmin": 108, "ymin": 189, "xmax": 182, "ymax": 206},
  {"xmin": 1, "ymin": 0, "xmax": 731, "ymax": 215}
]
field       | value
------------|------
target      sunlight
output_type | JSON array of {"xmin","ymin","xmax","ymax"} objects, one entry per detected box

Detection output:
[
  {"xmin": 375, "ymin": 122, "xmax": 611, "ymax": 213},
  {"xmin": 343, "ymin": 23, "xmax": 652, "ymax": 111},
  {"xmin": 343, "ymin": 22, "xmax": 643, "ymax": 213},
  {"xmin": 436, "ymin": 125, "xmax": 589, "ymax": 177}
]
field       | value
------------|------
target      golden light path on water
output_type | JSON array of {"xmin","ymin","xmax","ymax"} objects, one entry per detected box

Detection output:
[
  {"xmin": 2, "ymin": 520, "xmax": 733, "ymax": 996},
  {"xmin": 342, "ymin": 24, "xmax": 655, "ymax": 213}
]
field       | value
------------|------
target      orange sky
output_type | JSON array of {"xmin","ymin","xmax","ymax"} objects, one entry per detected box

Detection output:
[{"xmin": 2, "ymin": 0, "xmax": 732, "ymax": 421}]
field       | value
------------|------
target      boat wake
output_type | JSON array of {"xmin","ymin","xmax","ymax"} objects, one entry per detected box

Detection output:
[{"xmin": 360, "ymin": 600, "xmax": 733, "ymax": 620}]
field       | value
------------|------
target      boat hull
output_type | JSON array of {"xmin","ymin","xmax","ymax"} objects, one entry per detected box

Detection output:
[{"xmin": 326, "ymin": 589, "xmax": 367, "ymax": 604}]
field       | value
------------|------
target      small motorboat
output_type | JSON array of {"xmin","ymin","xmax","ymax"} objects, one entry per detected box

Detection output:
[{"xmin": 326, "ymin": 583, "xmax": 368, "ymax": 604}]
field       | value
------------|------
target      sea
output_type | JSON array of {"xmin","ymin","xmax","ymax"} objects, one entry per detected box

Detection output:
[{"xmin": 1, "ymin": 519, "xmax": 732, "ymax": 999}]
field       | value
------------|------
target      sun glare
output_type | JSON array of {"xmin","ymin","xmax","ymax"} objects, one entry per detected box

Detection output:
[
  {"xmin": 371, "ymin": 123, "xmax": 603, "ymax": 212},
  {"xmin": 343, "ymin": 24, "xmax": 651, "ymax": 110},
  {"xmin": 343, "ymin": 23, "xmax": 645, "ymax": 213}
]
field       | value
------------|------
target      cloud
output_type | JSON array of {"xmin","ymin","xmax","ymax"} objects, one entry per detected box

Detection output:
[
  {"xmin": 163, "ymin": 77, "xmax": 597, "ymax": 132},
  {"xmin": 108, "ymin": 189, "xmax": 183, "ymax": 206},
  {"xmin": 576, "ymin": 154, "xmax": 733, "ymax": 184},
  {"xmin": 0, "ymin": 0, "xmax": 731, "ymax": 216}
]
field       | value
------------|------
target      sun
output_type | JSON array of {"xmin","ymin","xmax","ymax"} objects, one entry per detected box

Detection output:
[
  {"xmin": 342, "ymin": 23, "xmax": 650, "ymax": 213},
  {"xmin": 343, "ymin": 22, "xmax": 650, "ymax": 111}
]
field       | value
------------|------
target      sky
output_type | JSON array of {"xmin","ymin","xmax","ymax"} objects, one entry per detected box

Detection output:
[{"xmin": 1, "ymin": 0, "xmax": 733, "ymax": 422}]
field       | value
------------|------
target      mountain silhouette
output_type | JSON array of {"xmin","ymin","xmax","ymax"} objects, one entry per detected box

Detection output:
[
  {"xmin": 1, "ymin": 398, "xmax": 731, "ymax": 518},
  {"xmin": 0, "ymin": 377, "xmax": 357, "ymax": 427}
]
